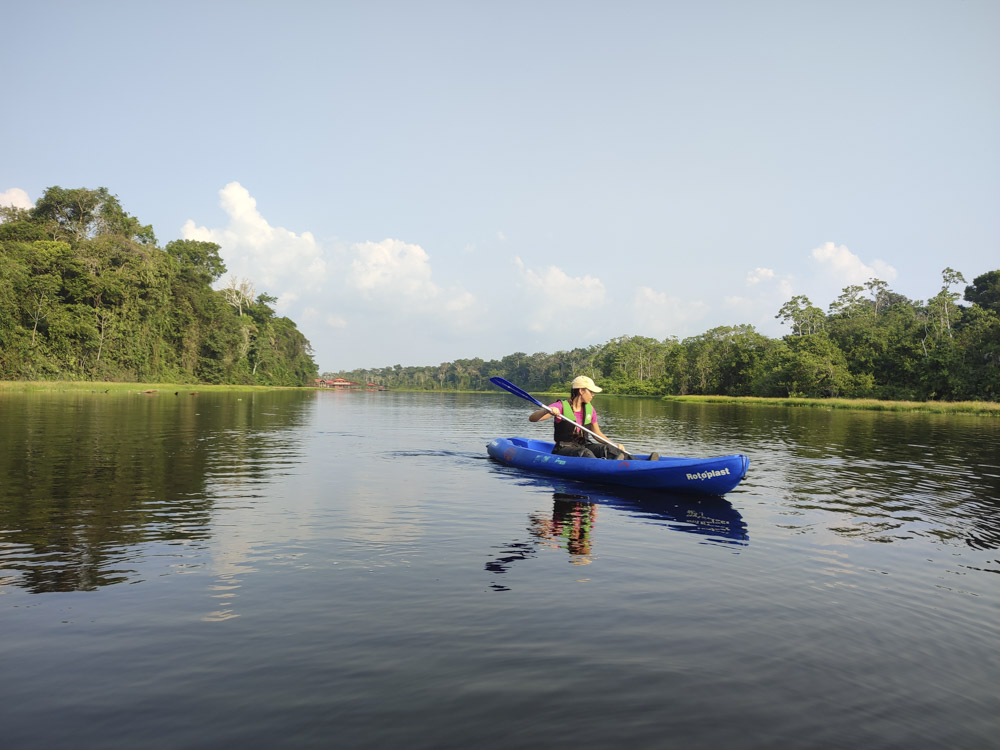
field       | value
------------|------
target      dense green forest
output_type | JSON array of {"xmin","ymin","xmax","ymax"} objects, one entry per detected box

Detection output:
[
  {"xmin": 328, "ymin": 269, "xmax": 1000, "ymax": 402},
  {"xmin": 0, "ymin": 187, "xmax": 317, "ymax": 385},
  {"xmin": 4, "ymin": 187, "xmax": 996, "ymax": 399}
]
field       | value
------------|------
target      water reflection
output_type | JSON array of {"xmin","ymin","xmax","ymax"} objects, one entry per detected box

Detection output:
[
  {"xmin": 486, "ymin": 481, "xmax": 747, "ymax": 591},
  {"xmin": 608, "ymin": 399, "xmax": 1000, "ymax": 554},
  {"xmin": 741, "ymin": 411, "xmax": 1000, "ymax": 553},
  {"xmin": 485, "ymin": 498, "xmax": 597, "ymax": 590},
  {"xmin": 0, "ymin": 391, "xmax": 311, "ymax": 594},
  {"xmin": 535, "ymin": 495, "xmax": 599, "ymax": 560}
]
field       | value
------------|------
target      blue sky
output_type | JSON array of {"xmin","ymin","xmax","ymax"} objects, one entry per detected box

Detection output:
[{"xmin": 3, "ymin": 1, "xmax": 998, "ymax": 372}]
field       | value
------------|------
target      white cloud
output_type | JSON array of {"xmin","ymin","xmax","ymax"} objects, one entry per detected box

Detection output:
[
  {"xmin": 746, "ymin": 267, "xmax": 775, "ymax": 286},
  {"xmin": 737, "ymin": 266, "xmax": 794, "ymax": 301},
  {"xmin": 348, "ymin": 239, "xmax": 438, "ymax": 300},
  {"xmin": 632, "ymin": 286, "xmax": 709, "ymax": 338},
  {"xmin": 811, "ymin": 242, "xmax": 897, "ymax": 284},
  {"xmin": 276, "ymin": 291, "xmax": 299, "ymax": 313},
  {"xmin": 725, "ymin": 267, "xmax": 796, "ymax": 336},
  {"xmin": 0, "ymin": 188, "xmax": 32, "ymax": 210},
  {"xmin": 179, "ymin": 183, "xmax": 491, "ymax": 368},
  {"xmin": 514, "ymin": 257, "xmax": 606, "ymax": 332},
  {"xmin": 444, "ymin": 291, "xmax": 476, "ymax": 313},
  {"xmin": 182, "ymin": 181, "xmax": 327, "ymax": 293},
  {"xmin": 303, "ymin": 306, "xmax": 347, "ymax": 329},
  {"xmin": 344, "ymin": 238, "xmax": 479, "ymax": 323}
]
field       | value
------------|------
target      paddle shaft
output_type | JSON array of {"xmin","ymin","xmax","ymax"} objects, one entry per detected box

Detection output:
[
  {"xmin": 534, "ymin": 404, "xmax": 623, "ymax": 450},
  {"xmin": 489, "ymin": 377, "xmax": 623, "ymax": 451}
]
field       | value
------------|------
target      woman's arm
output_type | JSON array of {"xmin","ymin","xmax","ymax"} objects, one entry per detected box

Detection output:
[{"xmin": 529, "ymin": 405, "xmax": 560, "ymax": 422}]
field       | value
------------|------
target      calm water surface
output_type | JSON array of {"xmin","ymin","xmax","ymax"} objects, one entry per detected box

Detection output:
[{"xmin": 1, "ymin": 390, "xmax": 998, "ymax": 749}]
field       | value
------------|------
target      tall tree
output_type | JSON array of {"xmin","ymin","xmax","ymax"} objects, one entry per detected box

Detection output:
[
  {"xmin": 964, "ymin": 270, "xmax": 1000, "ymax": 313},
  {"xmin": 164, "ymin": 239, "xmax": 226, "ymax": 284},
  {"xmin": 31, "ymin": 186, "xmax": 156, "ymax": 246},
  {"xmin": 776, "ymin": 295, "xmax": 824, "ymax": 335}
]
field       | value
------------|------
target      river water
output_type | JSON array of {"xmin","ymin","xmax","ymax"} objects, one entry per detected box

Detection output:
[{"xmin": 1, "ymin": 389, "xmax": 997, "ymax": 749}]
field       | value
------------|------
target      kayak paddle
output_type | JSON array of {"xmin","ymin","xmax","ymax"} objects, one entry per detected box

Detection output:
[{"xmin": 489, "ymin": 376, "xmax": 624, "ymax": 452}]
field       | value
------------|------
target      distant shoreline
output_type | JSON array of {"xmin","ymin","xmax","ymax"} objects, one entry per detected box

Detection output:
[
  {"xmin": 659, "ymin": 394, "xmax": 999, "ymax": 416},
  {"xmin": 0, "ymin": 380, "xmax": 302, "ymax": 393},
  {"xmin": 3, "ymin": 381, "xmax": 996, "ymax": 416},
  {"xmin": 393, "ymin": 388, "xmax": 1000, "ymax": 416}
]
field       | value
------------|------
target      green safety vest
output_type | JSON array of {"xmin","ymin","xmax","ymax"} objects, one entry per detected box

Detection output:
[{"xmin": 554, "ymin": 400, "xmax": 593, "ymax": 442}]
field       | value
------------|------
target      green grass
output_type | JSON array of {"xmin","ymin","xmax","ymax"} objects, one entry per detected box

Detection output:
[
  {"xmin": 660, "ymin": 394, "xmax": 1000, "ymax": 416},
  {"xmin": 7, "ymin": 380, "xmax": 994, "ymax": 415},
  {"xmin": 0, "ymin": 380, "xmax": 304, "ymax": 393}
]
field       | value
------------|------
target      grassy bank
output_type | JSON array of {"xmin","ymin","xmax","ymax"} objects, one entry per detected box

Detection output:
[
  {"xmin": 0, "ymin": 380, "xmax": 305, "ymax": 393},
  {"xmin": 660, "ymin": 394, "xmax": 1000, "ymax": 416},
  {"xmin": 16, "ymin": 381, "xmax": 989, "ymax": 415},
  {"xmin": 302, "ymin": 386, "xmax": 1000, "ymax": 416}
]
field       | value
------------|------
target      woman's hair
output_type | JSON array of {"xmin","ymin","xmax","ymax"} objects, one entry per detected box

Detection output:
[{"xmin": 570, "ymin": 387, "xmax": 583, "ymax": 403}]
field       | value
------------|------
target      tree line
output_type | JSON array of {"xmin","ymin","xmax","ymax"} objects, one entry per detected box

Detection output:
[
  {"xmin": 328, "ymin": 268, "xmax": 1000, "ymax": 401},
  {"xmin": 0, "ymin": 186, "xmax": 317, "ymax": 385}
]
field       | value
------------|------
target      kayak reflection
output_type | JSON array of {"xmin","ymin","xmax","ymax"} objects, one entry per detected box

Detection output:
[{"xmin": 486, "ymin": 480, "xmax": 748, "ymax": 591}]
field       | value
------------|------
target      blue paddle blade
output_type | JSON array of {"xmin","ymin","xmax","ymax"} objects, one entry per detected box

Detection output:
[{"xmin": 489, "ymin": 377, "xmax": 545, "ymax": 408}]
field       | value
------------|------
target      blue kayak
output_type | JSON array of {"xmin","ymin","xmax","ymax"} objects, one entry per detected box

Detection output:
[{"xmin": 487, "ymin": 437, "xmax": 749, "ymax": 496}]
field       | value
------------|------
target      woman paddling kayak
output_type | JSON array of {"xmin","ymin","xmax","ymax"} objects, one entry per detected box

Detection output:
[{"xmin": 528, "ymin": 376, "xmax": 658, "ymax": 461}]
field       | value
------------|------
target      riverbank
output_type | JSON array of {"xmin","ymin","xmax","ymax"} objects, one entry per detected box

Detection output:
[
  {"xmin": 28, "ymin": 380, "xmax": 984, "ymax": 415},
  {"xmin": 660, "ymin": 394, "xmax": 1000, "ymax": 416},
  {"xmin": 311, "ymin": 385, "xmax": 1000, "ymax": 416},
  {"xmin": 0, "ymin": 380, "xmax": 305, "ymax": 393}
]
